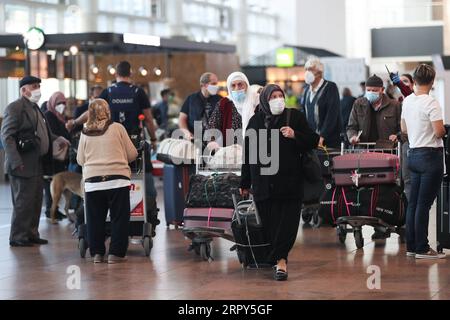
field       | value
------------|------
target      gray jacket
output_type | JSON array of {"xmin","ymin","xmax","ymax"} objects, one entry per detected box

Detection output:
[{"xmin": 1, "ymin": 97, "xmax": 56, "ymax": 178}]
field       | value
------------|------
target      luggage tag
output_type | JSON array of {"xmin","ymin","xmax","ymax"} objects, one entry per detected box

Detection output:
[{"xmin": 351, "ymin": 170, "xmax": 361, "ymax": 187}]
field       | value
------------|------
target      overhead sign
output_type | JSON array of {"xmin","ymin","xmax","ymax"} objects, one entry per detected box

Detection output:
[
  {"xmin": 123, "ymin": 33, "xmax": 161, "ymax": 47},
  {"xmin": 23, "ymin": 27, "xmax": 46, "ymax": 50},
  {"xmin": 276, "ymin": 48, "xmax": 295, "ymax": 68}
]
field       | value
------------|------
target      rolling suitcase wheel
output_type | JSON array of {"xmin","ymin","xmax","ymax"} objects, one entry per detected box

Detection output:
[
  {"xmin": 312, "ymin": 212, "xmax": 322, "ymax": 229},
  {"xmin": 79, "ymin": 238, "xmax": 88, "ymax": 258},
  {"xmin": 354, "ymin": 229, "xmax": 364, "ymax": 249},
  {"xmin": 199, "ymin": 242, "xmax": 211, "ymax": 261},
  {"xmin": 143, "ymin": 236, "xmax": 153, "ymax": 257},
  {"xmin": 337, "ymin": 226, "xmax": 347, "ymax": 244}
]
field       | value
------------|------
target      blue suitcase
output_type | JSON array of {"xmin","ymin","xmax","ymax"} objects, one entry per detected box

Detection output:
[{"xmin": 163, "ymin": 164, "xmax": 194, "ymax": 228}]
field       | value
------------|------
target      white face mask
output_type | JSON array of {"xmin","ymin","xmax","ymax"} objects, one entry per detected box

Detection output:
[
  {"xmin": 207, "ymin": 85, "xmax": 219, "ymax": 95},
  {"xmin": 305, "ymin": 71, "xmax": 316, "ymax": 85},
  {"xmin": 269, "ymin": 98, "xmax": 286, "ymax": 115},
  {"xmin": 55, "ymin": 103, "xmax": 66, "ymax": 115},
  {"xmin": 28, "ymin": 89, "xmax": 41, "ymax": 103}
]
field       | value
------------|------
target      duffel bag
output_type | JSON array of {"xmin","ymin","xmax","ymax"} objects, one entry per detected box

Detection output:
[
  {"xmin": 319, "ymin": 184, "xmax": 406, "ymax": 227},
  {"xmin": 157, "ymin": 138, "xmax": 196, "ymax": 165},
  {"xmin": 185, "ymin": 173, "xmax": 242, "ymax": 208}
]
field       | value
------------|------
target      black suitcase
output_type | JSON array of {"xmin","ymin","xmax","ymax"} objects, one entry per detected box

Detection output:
[
  {"xmin": 437, "ymin": 177, "xmax": 450, "ymax": 253},
  {"xmin": 231, "ymin": 197, "xmax": 271, "ymax": 268}
]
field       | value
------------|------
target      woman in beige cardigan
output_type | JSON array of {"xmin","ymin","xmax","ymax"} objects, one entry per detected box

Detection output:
[{"xmin": 77, "ymin": 99, "xmax": 138, "ymax": 264}]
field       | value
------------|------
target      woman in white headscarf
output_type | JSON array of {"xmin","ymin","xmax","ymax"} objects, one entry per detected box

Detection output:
[
  {"xmin": 241, "ymin": 84, "xmax": 263, "ymax": 135},
  {"xmin": 207, "ymin": 72, "xmax": 252, "ymax": 147}
]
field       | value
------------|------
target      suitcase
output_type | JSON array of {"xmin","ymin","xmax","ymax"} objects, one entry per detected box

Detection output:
[
  {"xmin": 319, "ymin": 184, "xmax": 406, "ymax": 227},
  {"xmin": 231, "ymin": 197, "xmax": 271, "ymax": 268},
  {"xmin": 437, "ymin": 177, "xmax": 450, "ymax": 253},
  {"xmin": 332, "ymin": 152, "xmax": 399, "ymax": 187},
  {"xmin": 163, "ymin": 164, "xmax": 194, "ymax": 227},
  {"xmin": 183, "ymin": 208, "xmax": 234, "ymax": 230}
]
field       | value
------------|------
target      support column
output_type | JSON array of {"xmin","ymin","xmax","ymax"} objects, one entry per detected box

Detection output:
[
  {"xmin": 166, "ymin": 0, "xmax": 185, "ymax": 37},
  {"xmin": 235, "ymin": 0, "xmax": 248, "ymax": 64}
]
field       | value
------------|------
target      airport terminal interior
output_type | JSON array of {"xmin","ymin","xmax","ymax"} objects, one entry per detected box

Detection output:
[{"xmin": 1, "ymin": 0, "xmax": 450, "ymax": 301}]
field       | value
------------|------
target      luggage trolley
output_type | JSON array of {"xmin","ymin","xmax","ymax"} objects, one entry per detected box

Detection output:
[
  {"xmin": 182, "ymin": 149, "xmax": 240, "ymax": 261},
  {"xmin": 78, "ymin": 116, "xmax": 155, "ymax": 258},
  {"xmin": 334, "ymin": 142, "xmax": 406, "ymax": 249}
]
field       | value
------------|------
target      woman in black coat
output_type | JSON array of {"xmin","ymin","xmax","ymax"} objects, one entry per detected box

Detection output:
[
  {"xmin": 43, "ymin": 92, "xmax": 71, "ymax": 219},
  {"xmin": 240, "ymin": 84, "xmax": 319, "ymax": 281}
]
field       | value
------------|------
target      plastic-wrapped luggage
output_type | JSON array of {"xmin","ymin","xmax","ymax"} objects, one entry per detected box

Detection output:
[
  {"xmin": 157, "ymin": 138, "xmax": 196, "ymax": 165},
  {"xmin": 185, "ymin": 173, "xmax": 242, "ymax": 209},
  {"xmin": 319, "ymin": 184, "xmax": 406, "ymax": 227},
  {"xmin": 207, "ymin": 144, "xmax": 242, "ymax": 170},
  {"xmin": 332, "ymin": 153, "xmax": 400, "ymax": 187}
]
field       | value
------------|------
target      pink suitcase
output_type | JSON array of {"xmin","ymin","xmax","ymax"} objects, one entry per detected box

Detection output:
[
  {"xmin": 183, "ymin": 208, "xmax": 234, "ymax": 230},
  {"xmin": 332, "ymin": 153, "xmax": 399, "ymax": 187}
]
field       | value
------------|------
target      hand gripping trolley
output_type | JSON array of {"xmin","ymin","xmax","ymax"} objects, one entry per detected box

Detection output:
[{"xmin": 78, "ymin": 116, "xmax": 156, "ymax": 258}]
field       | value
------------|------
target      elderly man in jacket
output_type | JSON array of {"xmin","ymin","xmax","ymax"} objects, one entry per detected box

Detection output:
[
  {"xmin": 301, "ymin": 58, "xmax": 342, "ymax": 148},
  {"xmin": 1, "ymin": 76, "xmax": 66, "ymax": 247},
  {"xmin": 347, "ymin": 74, "xmax": 401, "ymax": 146},
  {"xmin": 346, "ymin": 74, "xmax": 402, "ymax": 240}
]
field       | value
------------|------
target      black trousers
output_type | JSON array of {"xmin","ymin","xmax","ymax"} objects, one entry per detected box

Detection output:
[
  {"xmin": 255, "ymin": 199, "xmax": 302, "ymax": 264},
  {"xmin": 85, "ymin": 187, "xmax": 130, "ymax": 257}
]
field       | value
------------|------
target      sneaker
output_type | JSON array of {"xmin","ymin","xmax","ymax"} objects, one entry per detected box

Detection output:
[
  {"xmin": 107, "ymin": 255, "xmax": 127, "ymax": 264},
  {"xmin": 406, "ymin": 252, "xmax": 416, "ymax": 257},
  {"xmin": 93, "ymin": 255, "xmax": 104, "ymax": 264},
  {"xmin": 416, "ymin": 249, "xmax": 446, "ymax": 260}
]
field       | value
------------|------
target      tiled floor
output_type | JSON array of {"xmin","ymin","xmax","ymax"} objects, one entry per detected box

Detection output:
[{"xmin": 0, "ymin": 178, "xmax": 449, "ymax": 300}]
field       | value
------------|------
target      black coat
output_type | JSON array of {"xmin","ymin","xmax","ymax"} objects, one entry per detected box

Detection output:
[
  {"xmin": 44, "ymin": 111, "xmax": 71, "ymax": 174},
  {"xmin": 241, "ymin": 109, "xmax": 319, "ymax": 202}
]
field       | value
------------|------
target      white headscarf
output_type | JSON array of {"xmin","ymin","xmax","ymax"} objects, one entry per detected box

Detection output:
[
  {"xmin": 241, "ymin": 84, "xmax": 263, "ymax": 135},
  {"xmin": 227, "ymin": 72, "xmax": 250, "ymax": 116}
]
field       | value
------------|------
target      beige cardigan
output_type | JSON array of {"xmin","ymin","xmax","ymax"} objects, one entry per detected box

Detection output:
[{"xmin": 77, "ymin": 123, "xmax": 138, "ymax": 180}]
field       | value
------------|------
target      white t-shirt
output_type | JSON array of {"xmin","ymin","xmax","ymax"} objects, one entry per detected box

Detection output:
[{"xmin": 401, "ymin": 94, "xmax": 444, "ymax": 149}]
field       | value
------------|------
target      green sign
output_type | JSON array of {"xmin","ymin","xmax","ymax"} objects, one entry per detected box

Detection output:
[{"xmin": 276, "ymin": 48, "xmax": 295, "ymax": 68}]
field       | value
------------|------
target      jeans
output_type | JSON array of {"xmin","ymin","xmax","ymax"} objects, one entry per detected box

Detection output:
[{"xmin": 406, "ymin": 148, "xmax": 443, "ymax": 254}]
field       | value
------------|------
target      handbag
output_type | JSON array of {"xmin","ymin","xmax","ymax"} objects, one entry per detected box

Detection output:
[
  {"xmin": 285, "ymin": 109, "xmax": 322, "ymax": 183},
  {"xmin": 53, "ymin": 137, "xmax": 70, "ymax": 161},
  {"xmin": 16, "ymin": 109, "xmax": 39, "ymax": 154}
]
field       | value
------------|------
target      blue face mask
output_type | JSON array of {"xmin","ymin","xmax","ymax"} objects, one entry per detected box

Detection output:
[
  {"xmin": 231, "ymin": 90, "xmax": 247, "ymax": 103},
  {"xmin": 365, "ymin": 91, "xmax": 380, "ymax": 104}
]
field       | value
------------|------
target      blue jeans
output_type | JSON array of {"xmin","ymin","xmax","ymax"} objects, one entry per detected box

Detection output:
[{"xmin": 406, "ymin": 148, "xmax": 444, "ymax": 254}]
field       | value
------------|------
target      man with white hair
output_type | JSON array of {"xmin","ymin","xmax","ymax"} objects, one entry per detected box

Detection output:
[{"xmin": 301, "ymin": 58, "xmax": 342, "ymax": 148}]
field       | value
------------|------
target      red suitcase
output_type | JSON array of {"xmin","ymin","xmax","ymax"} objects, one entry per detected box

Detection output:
[
  {"xmin": 183, "ymin": 208, "xmax": 234, "ymax": 230},
  {"xmin": 332, "ymin": 152, "xmax": 400, "ymax": 187}
]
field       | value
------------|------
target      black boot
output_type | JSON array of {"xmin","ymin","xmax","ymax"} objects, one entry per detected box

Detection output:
[{"xmin": 146, "ymin": 197, "xmax": 160, "ymax": 237}]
